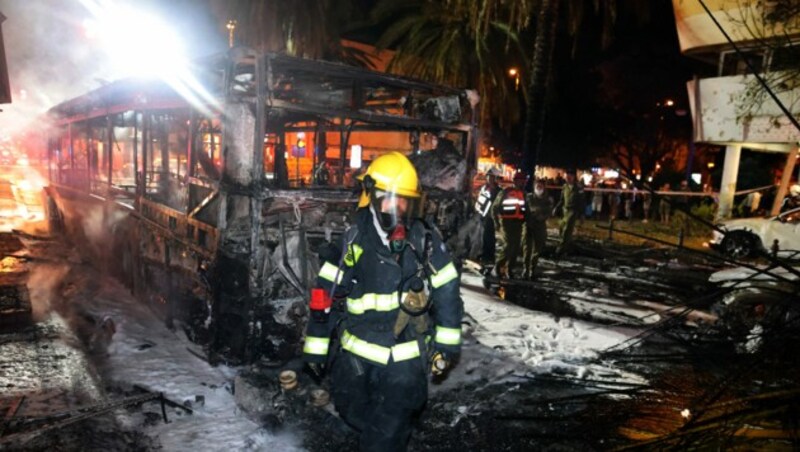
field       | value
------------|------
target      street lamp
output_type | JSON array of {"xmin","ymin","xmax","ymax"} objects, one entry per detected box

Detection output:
[{"xmin": 508, "ymin": 68, "xmax": 520, "ymax": 91}]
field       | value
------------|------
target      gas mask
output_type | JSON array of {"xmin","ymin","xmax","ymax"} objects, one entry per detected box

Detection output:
[
  {"xmin": 388, "ymin": 224, "xmax": 407, "ymax": 254},
  {"xmin": 363, "ymin": 175, "xmax": 420, "ymax": 234}
]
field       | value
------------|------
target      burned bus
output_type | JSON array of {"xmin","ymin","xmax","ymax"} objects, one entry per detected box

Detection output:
[{"xmin": 43, "ymin": 49, "xmax": 478, "ymax": 363}]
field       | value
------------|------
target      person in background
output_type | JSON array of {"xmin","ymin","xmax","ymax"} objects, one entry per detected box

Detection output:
[
  {"xmin": 674, "ymin": 180, "xmax": 691, "ymax": 228},
  {"xmin": 492, "ymin": 172, "xmax": 529, "ymax": 279},
  {"xmin": 523, "ymin": 178, "xmax": 552, "ymax": 280},
  {"xmin": 642, "ymin": 191, "xmax": 652, "ymax": 223},
  {"xmin": 474, "ymin": 168, "xmax": 501, "ymax": 265},
  {"xmin": 591, "ymin": 184, "xmax": 604, "ymax": 220},
  {"xmin": 553, "ymin": 170, "xmax": 581, "ymax": 256},
  {"xmin": 608, "ymin": 183, "xmax": 621, "ymax": 221},
  {"xmin": 623, "ymin": 186, "xmax": 633, "ymax": 220},
  {"xmin": 659, "ymin": 183, "xmax": 671, "ymax": 224}
]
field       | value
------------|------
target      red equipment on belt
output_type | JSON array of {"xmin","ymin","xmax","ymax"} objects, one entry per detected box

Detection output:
[{"xmin": 310, "ymin": 287, "xmax": 332, "ymax": 311}]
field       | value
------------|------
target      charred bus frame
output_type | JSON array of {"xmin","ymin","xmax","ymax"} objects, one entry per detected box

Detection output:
[{"xmin": 43, "ymin": 49, "xmax": 478, "ymax": 362}]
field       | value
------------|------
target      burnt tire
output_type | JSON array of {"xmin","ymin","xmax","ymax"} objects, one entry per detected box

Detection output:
[{"xmin": 720, "ymin": 231, "xmax": 759, "ymax": 259}]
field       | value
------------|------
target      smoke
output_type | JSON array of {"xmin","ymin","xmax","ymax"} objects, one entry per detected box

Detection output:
[
  {"xmin": 0, "ymin": 0, "xmax": 223, "ymax": 136},
  {"xmin": 26, "ymin": 262, "xmax": 70, "ymax": 320},
  {"xmin": 80, "ymin": 203, "xmax": 127, "ymax": 245},
  {"xmin": 0, "ymin": 0, "xmax": 103, "ymax": 135}
]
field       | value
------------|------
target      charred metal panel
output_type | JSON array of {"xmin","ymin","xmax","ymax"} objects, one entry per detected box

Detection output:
[{"xmin": 221, "ymin": 102, "xmax": 257, "ymax": 187}]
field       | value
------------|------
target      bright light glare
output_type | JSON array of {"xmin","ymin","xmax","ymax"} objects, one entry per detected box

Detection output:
[
  {"xmin": 79, "ymin": 1, "xmax": 219, "ymax": 116},
  {"xmin": 81, "ymin": 2, "xmax": 186, "ymax": 79}
]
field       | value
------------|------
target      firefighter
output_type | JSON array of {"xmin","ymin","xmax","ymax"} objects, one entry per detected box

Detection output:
[
  {"xmin": 553, "ymin": 170, "xmax": 581, "ymax": 256},
  {"xmin": 474, "ymin": 168, "xmax": 501, "ymax": 265},
  {"xmin": 303, "ymin": 152, "xmax": 463, "ymax": 452},
  {"xmin": 523, "ymin": 178, "xmax": 552, "ymax": 280},
  {"xmin": 492, "ymin": 171, "xmax": 528, "ymax": 279}
]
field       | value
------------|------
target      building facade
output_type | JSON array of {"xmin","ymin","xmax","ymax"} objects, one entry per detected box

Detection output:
[{"xmin": 673, "ymin": 0, "xmax": 800, "ymax": 218}]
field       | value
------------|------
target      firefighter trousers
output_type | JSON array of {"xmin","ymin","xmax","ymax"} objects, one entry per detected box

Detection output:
[
  {"xmin": 496, "ymin": 219, "xmax": 524, "ymax": 277},
  {"xmin": 331, "ymin": 349, "xmax": 427, "ymax": 452}
]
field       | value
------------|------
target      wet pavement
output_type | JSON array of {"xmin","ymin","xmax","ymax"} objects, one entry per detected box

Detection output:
[{"xmin": 1, "ymin": 223, "xmax": 799, "ymax": 450}]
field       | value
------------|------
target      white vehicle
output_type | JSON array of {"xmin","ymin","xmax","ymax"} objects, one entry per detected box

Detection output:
[{"xmin": 709, "ymin": 207, "xmax": 800, "ymax": 258}]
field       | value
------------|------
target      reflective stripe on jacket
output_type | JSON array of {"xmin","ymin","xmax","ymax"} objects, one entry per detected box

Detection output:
[
  {"xmin": 474, "ymin": 185, "xmax": 497, "ymax": 217},
  {"xmin": 498, "ymin": 188, "xmax": 527, "ymax": 220},
  {"xmin": 302, "ymin": 208, "xmax": 464, "ymax": 364}
]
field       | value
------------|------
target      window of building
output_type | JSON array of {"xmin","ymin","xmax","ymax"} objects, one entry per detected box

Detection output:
[
  {"xmin": 719, "ymin": 49, "xmax": 765, "ymax": 76},
  {"xmin": 769, "ymin": 44, "xmax": 799, "ymax": 72}
]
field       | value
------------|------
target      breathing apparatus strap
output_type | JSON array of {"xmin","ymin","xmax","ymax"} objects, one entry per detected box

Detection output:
[{"xmin": 327, "ymin": 227, "xmax": 360, "ymax": 310}]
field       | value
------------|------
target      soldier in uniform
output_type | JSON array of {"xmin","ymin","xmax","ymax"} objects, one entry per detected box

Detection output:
[
  {"xmin": 553, "ymin": 170, "xmax": 581, "ymax": 256},
  {"xmin": 492, "ymin": 172, "xmax": 528, "ymax": 279},
  {"xmin": 523, "ymin": 178, "xmax": 552, "ymax": 279}
]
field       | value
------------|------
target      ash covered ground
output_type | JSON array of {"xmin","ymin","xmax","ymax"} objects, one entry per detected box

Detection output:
[{"xmin": 1, "ymin": 225, "xmax": 799, "ymax": 451}]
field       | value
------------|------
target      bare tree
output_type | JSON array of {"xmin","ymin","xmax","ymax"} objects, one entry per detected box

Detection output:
[{"xmin": 724, "ymin": 0, "xmax": 800, "ymax": 121}]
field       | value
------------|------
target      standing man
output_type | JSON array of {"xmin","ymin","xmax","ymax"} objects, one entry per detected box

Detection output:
[
  {"xmin": 553, "ymin": 170, "xmax": 581, "ymax": 256},
  {"xmin": 303, "ymin": 152, "xmax": 463, "ymax": 451},
  {"xmin": 523, "ymin": 178, "xmax": 552, "ymax": 280},
  {"xmin": 659, "ymin": 183, "xmax": 671, "ymax": 224},
  {"xmin": 492, "ymin": 172, "xmax": 528, "ymax": 279},
  {"xmin": 591, "ymin": 184, "xmax": 604, "ymax": 219},
  {"xmin": 474, "ymin": 168, "xmax": 501, "ymax": 266},
  {"xmin": 674, "ymin": 180, "xmax": 691, "ymax": 229}
]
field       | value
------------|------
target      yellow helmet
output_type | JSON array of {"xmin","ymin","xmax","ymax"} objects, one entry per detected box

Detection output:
[{"xmin": 357, "ymin": 152, "xmax": 421, "ymax": 208}]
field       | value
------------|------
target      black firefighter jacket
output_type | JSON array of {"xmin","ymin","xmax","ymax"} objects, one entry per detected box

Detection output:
[{"xmin": 303, "ymin": 208, "xmax": 463, "ymax": 366}]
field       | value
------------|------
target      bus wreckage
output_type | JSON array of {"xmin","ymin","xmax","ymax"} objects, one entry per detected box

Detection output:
[{"xmin": 43, "ymin": 49, "xmax": 479, "ymax": 363}]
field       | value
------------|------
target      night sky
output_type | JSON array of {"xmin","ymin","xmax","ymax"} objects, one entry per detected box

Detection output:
[{"xmin": 535, "ymin": 0, "xmax": 700, "ymax": 167}]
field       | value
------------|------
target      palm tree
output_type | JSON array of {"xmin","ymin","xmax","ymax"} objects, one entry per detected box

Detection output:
[
  {"xmin": 520, "ymin": 0, "xmax": 652, "ymax": 172},
  {"xmin": 522, "ymin": 0, "xmax": 559, "ymax": 172},
  {"xmin": 382, "ymin": 0, "xmax": 649, "ymax": 171},
  {"xmin": 370, "ymin": 0, "xmax": 528, "ymax": 130}
]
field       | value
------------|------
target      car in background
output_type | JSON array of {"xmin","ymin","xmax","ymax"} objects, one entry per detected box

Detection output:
[{"xmin": 710, "ymin": 207, "xmax": 800, "ymax": 258}]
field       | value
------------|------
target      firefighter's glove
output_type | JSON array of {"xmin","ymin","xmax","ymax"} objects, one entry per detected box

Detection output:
[
  {"xmin": 430, "ymin": 349, "xmax": 454, "ymax": 376},
  {"xmin": 306, "ymin": 362, "xmax": 326, "ymax": 380}
]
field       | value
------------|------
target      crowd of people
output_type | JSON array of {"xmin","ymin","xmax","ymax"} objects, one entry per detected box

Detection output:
[
  {"xmin": 474, "ymin": 167, "xmax": 800, "ymax": 281},
  {"xmin": 474, "ymin": 169, "xmax": 581, "ymax": 280}
]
